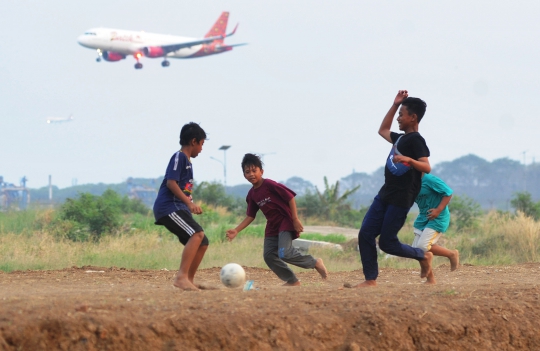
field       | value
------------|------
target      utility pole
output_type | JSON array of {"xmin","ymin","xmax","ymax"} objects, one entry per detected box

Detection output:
[
  {"xmin": 522, "ymin": 150, "xmax": 528, "ymax": 191},
  {"xmin": 211, "ymin": 145, "xmax": 231, "ymax": 187},
  {"xmin": 48, "ymin": 175, "xmax": 53, "ymax": 203}
]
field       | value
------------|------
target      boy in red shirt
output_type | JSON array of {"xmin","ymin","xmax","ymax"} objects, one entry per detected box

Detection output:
[{"xmin": 226, "ymin": 153, "xmax": 328, "ymax": 286}]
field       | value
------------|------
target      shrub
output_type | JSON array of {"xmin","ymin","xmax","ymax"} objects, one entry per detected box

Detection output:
[
  {"xmin": 449, "ymin": 195, "xmax": 482, "ymax": 231},
  {"xmin": 510, "ymin": 192, "xmax": 540, "ymax": 220},
  {"xmin": 455, "ymin": 211, "xmax": 540, "ymax": 264},
  {"xmin": 57, "ymin": 189, "xmax": 148, "ymax": 241}
]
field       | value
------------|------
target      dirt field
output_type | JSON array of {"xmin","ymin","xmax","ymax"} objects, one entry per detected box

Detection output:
[{"xmin": 1, "ymin": 263, "xmax": 539, "ymax": 351}]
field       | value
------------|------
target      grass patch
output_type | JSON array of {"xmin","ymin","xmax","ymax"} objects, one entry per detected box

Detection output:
[
  {"xmin": 300, "ymin": 233, "xmax": 348, "ymax": 243},
  {"xmin": 1, "ymin": 208, "xmax": 540, "ymax": 272}
]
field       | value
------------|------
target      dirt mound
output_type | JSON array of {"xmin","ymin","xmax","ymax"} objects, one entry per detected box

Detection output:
[{"xmin": 1, "ymin": 264, "xmax": 539, "ymax": 350}]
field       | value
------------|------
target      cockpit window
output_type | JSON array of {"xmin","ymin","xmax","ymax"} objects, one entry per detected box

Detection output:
[{"xmin": 84, "ymin": 32, "xmax": 97, "ymax": 35}]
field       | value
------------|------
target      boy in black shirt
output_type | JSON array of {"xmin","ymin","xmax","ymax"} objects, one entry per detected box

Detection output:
[{"xmin": 355, "ymin": 90, "xmax": 433, "ymax": 288}]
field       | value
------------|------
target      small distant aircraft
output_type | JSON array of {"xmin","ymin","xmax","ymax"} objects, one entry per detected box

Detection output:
[
  {"xmin": 77, "ymin": 12, "xmax": 246, "ymax": 70},
  {"xmin": 47, "ymin": 115, "xmax": 74, "ymax": 124}
]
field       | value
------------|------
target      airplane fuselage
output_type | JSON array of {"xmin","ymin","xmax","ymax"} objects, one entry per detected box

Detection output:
[
  {"xmin": 78, "ymin": 28, "xmax": 206, "ymax": 59},
  {"xmin": 77, "ymin": 12, "xmax": 243, "ymax": 69}
]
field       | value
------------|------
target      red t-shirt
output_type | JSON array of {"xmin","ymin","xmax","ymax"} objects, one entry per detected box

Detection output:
[{"xmin": 246, "ymin": 179, "xmax": 298, "ymax": 238}]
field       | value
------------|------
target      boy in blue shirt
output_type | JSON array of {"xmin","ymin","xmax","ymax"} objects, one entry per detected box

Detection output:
[
  {"xmin": 413, "ymin": 173, "xmax": 459, "ymax": 284},
  {"xmin": 355, "ymin": 90, "xmax": 433, "ymax": 288},
  {"xmin": 153, "ymin": 122, "xmax": 208, "ymax": 291}
]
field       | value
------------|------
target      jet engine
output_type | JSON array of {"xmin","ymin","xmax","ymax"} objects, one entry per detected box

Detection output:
[
  {"xmin": 102, "ymin": 51, "xmax": 126, "ymax": 62},
  {"xmin": 142, "ymin": 47, "xmax": 165, "ymax": 58}
]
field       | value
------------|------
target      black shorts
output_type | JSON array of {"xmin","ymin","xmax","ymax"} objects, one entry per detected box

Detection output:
[{"xmin": 156, "ymin": 210, "xmax": 209, "ymax": 247}]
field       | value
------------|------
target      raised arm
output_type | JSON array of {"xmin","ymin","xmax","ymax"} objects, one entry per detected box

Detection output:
[
  {"xmin": 226, "ymin": 216, "xmax": 255, "ymax": 241},
  {"xmin": 166, "ymin": 179, "xmax": 202, "ymax": 214},
  {"xmin": 379, "ymin": 90, "xmax": 409, "ymax": 143}
]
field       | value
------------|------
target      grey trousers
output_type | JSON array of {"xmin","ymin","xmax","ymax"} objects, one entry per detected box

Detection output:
[{"xmin": 263, "ymin": 231, "xmax": 317, "ymax": 284}]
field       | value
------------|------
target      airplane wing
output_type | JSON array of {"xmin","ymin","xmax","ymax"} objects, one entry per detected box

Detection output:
[
  {"xmin": 224, "ymin": 43, "xmax": 248, "ymax": 48},
  {"xmin": 144, "ymin": 24, "xmax": 239, "ymax": 55}
]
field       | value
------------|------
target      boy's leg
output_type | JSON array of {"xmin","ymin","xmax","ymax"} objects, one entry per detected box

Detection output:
[
  {"xmin": 159, "ymin": 211, "xmax": 207, "ymax": 290},
  {"xmin": 378, "ymin": 205, "xmax": 433, "ymax": 278},
  {"xmin": 413, "ymin": 228, "xmax": 459, "ymax": 271},
  {"xmin": 188, "ymin": 235, "xmax": 209, "ymax": 283},
  {"xmin": 277, "ymin": 231, "xmax": 327, "ymax": 279},
  {"xmin": 356, "ymin": 196, "xmax": 386, "ymax": 286},
  {"xmin": 412, "ymin": 228, "xmax": 436, "ymax": 284},
  {"xmin": 430, "ymin": 245, "xmax": 459, "ymax": 271},
  {"xmin": 175, "ymin": 231, "xmax": 204, "ymax": 290},
  {"xmin": 263, "ymin": 236, "xmax": 299, "ymax": 285}
]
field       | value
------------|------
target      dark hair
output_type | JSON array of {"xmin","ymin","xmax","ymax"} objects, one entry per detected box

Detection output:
[
  {"xmin": 179, "ymin": 122, "xmax": 206, "ymax": 146},
  {"xmin": 402, "ymin": 97, "xmax": 427, "ymax": 122},
  {"xmin": 241, "ymin": 153, "xmax": 263, "ymax": 170}
]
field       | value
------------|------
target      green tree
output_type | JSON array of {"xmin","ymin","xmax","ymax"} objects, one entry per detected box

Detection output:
[
  {"xmin": 296, "ymin": 190, "xmax": 324, "ymax": 217},
  {"xmin": 449, "ymin": 195, "xmax": 482, "ymax": 230},
  {"xmin": 316, "ymin": 177, "xmax": 360, "ymax": 220},
  {"xmin": 510, "ymin": 192, "xmax": 540, "ymax": 219},
  {"xmin": 194, "ymin": 181, "xmax": 234, "ymax": 207}
]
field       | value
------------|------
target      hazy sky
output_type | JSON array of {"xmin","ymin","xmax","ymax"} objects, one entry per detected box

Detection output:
[{"xmin": 1, "ymin": 1, "xmax": 539, "ymax": 189}]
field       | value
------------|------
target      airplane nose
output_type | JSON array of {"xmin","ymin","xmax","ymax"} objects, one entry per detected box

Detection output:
[{"xmin": 77, "ymin": 35, "xmax": 88, "ymax": 47}]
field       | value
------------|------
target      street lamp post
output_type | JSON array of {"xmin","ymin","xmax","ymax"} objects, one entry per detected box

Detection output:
[{"xmin": 211, "ymin": 145, "xmax": 231, "ymax": 187}]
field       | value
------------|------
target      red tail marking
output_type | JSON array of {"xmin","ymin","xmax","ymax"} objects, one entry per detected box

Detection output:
[{"xmin": 205, "ymin": 11, "xmax": 229, "ymax": 43}]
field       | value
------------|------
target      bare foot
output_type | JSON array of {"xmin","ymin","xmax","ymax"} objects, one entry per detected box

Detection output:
[
  {"xmin": 314, "ymin": 258, "xmax": 328, "ymax": 279},
  {"xmin": 419, "ymin": 252, "xmax": 433, "ymax": 278},
  {"xmin": 352, "ymin": 280, "xmax": 377, "ymax": 288},
  {"xmin": 449, "ymin": 250, "xmax": 460, "ymax": 271},
  {"xmin": 173, "ymin": 276, "xmax": 199, "ymax": 291},
  {"xmin": 425, "ymin": 270, "xmax": 436, "ymax": 284},
  {"xmin": 283, "ymin": 281, "xmax": 301, "ymax": 287}
]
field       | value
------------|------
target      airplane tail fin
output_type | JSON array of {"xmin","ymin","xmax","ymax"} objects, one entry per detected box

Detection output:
[{"xmin": 205, "ymin": 12, "xmax": 229, "ymax": 43}]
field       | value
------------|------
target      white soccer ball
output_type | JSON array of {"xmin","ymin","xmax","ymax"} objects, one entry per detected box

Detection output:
[{"xmin": 220, "ymin": 263, "xmax": 246, "ymax": 288}]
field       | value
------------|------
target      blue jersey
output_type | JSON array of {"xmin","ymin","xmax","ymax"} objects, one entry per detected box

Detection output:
[
  {"xmin": 153, "ymin": 151, "xmax": 194, "ymax": 221},
  {"xmin": 413, "ymin": 174, "xmax": 453, "ymax": 233}
]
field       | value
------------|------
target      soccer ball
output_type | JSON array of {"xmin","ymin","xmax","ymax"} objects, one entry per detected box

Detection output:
[{"xmin": 220, "ymin": 263, "xmax": 246, "ymax": 288}]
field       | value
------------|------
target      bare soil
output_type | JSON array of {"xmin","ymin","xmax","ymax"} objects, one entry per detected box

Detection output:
[{"xmin": 1, "ymin": 263, "xmax": 540, "ymax": 351}]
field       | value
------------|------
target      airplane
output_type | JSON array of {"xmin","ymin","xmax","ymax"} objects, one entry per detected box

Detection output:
[
  {"xmin": 47, "ymin": 114, "xmax": 74, "ymax": 124},
  {"xmin": 77, "ymin": 12, "xmax": 245, "ymax": 70}
]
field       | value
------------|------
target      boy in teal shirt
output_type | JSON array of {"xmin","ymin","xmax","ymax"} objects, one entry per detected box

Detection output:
[{"xmin": 413, "ymin": 173, "xmax": 459, "ymax": 284}]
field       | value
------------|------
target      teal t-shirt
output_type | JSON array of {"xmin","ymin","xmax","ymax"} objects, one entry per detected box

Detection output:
[{"xmin": 413, "ymin": 174, "xmax": 453, "ymax": 233}]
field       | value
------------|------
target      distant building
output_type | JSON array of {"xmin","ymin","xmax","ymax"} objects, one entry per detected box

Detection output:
[
  {"xmin": 0, "ymin": 176, "xmax": 30, "ymax": 211},
  {"xmin": 126, "ymin": 177, "xmax": 157, "ymax": 208}
]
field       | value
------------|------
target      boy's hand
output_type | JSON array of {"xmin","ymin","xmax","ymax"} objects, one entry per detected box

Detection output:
[
  {"xmin": 292, "ymin": 218, "xmax": 304, "ymax": 233},
  {"xmin": 393, "ymin": 154, "xmax": 412, "ymax": 165},
  {"xmin": 393, "ymin": 90, "xmax": 408, "ymax": 106},
  {"xmin": 427, "ymin": 208, "xmax": 441, "ymax": 220},
  {"xmin": 226, "ymin": 229, "xmax": 238, "ymax": 242},
  {"xmin": 188, "ymin": 203, "xmax": 203, "ymax": 215}
]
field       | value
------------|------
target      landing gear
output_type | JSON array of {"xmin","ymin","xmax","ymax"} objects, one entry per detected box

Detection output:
[
  {"xmin": 96, "ymin": 49, "xmax": 102, "ymax": 62},
  {"xmin": 161, "ymin": 60, "xmax": 170, "ymax": 67},
  {"xmin": 133, "ymin": 52, "xmax": 143, "ymax": 69},
  {"xmin": 96, "ymin": 57, "xmax": 101, "ymax": 62}
]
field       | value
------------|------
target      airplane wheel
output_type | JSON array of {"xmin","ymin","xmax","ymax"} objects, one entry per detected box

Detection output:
[
  {"xmin": 96, "ymin": 58, "xmax": 101, "ymax": 62},
  {"xmin": 134, "ymin": 63, "xmax": 143, "ymax": 69},
  {"xmin": 161, "ymin": 60, "xmax": 170, "ymax": 67}
]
